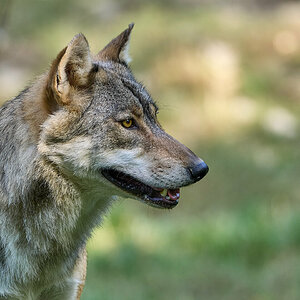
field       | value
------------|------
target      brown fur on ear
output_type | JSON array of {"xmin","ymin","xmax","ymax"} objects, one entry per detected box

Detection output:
[
  {"xmin": 46, "ymin": 33, "xmax": 93, "ymax": 110},
  {"xmin": 45, "ymin": 47, "xmax": 67, "ymax": 114},
  {"xmin": 97, "ymin": 23, "xmax": 134, "ymax": 63}
]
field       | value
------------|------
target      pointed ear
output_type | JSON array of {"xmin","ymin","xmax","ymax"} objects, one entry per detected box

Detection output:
[
  {"xmin": 46, "ymin": 33, "xmax": 93, "ymax": 108},
  {"xmin": 97, "ymin": 23, "xmax": 134, "ymax": 64}
]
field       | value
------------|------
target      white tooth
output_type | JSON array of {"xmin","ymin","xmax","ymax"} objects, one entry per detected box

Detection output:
[
  {"xmin": 165, "ymin": 196, "xmax": 170, "ymax": 200},
  {"xmin": 160, "ymin": 189, "xmax": 168, "ymax": 197}
]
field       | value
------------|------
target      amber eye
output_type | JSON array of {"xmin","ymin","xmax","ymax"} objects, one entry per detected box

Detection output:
[{"xmin": 121, "ymin": 119, "xmax": 134, "ymax": 128}]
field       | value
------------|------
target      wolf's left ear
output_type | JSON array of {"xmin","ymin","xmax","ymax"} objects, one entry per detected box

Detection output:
[
  {"xmin": 47, "ymin": 33, "xmax": 93, "ymax": 107},
  {"xmin": 97, "ymin": 23, "xmax": 134, "ymax": 64}
]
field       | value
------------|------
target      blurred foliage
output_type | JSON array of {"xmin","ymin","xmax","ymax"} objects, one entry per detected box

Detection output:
[{"xmin": 1, "ymin": 0, "xmax": 300, "ymax": 299}]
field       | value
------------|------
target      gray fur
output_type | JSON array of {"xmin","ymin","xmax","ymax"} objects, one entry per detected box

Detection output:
[{"xmin": 0, "ymin": 26, "xmax": 207, "ymax": 299}]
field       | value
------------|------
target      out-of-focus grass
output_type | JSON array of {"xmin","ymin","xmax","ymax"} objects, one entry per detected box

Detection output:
[
  {"xmin": 83, "ymin": 207, "xmax": 300, "ymax": 300},
  {"xmin": 1, "ymin": 1, "xmax": 300, "ymax": 299}
]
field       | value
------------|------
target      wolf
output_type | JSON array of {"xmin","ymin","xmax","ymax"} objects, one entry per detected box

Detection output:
[{"xmin": 0, "ymin": 24, "xmax": 208, "ymax": 299}]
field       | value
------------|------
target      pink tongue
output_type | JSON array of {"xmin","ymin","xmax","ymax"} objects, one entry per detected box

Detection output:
[{"xmin": 167, "ymin": 188, "xmax": 180, "ymax": 200}]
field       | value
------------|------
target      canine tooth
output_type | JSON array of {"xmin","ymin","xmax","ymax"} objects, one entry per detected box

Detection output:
[{"xmin": 160, "ymin": 189, "xmax": 168, "ymax": 197}]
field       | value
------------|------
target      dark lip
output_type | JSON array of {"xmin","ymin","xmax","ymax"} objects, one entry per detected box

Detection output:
[{"xmin": 101, "ymin": 169, "xmax": 178, "ymax": 209}]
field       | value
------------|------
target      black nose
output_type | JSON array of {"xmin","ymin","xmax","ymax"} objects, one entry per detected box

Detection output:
[{"xmin": 188, "ymin": 161, "xmax": 209, "ymax": 182}]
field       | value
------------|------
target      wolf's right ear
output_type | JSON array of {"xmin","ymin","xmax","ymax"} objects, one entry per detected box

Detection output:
[{"xmin": 46, "ymin": 33, "xmax": 93, "ymax": 110}]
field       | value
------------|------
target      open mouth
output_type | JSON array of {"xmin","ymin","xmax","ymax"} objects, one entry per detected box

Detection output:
[{"xmin": 101, "ymin": 169, "xmax": 180, "ymax": 209}]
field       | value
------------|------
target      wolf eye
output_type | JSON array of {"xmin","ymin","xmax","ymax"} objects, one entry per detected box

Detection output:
[{"xmin": 121, "ymin": 119, "xmax": 134, "ymax": 128}]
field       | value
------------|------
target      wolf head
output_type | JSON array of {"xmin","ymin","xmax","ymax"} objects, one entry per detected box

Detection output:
[{"xmin": 38, "ymin": 24, "xmax": 208, "ymax": 209}]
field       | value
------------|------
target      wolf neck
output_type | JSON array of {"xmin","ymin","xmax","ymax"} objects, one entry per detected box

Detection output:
[
  {"xmin": 0, "ymin": 155, "xmax": 111, "ymax": 293},
  {"xmin": 34, "ymin": 159, "xmax": 111, "ymax": 248},
  {"xmin": 0, "ymin": 77, "xmax": 111, "ymax": 285},
  {"xmin": 1, "ymin": 153, "xmax": 111, "ymax": 290}
]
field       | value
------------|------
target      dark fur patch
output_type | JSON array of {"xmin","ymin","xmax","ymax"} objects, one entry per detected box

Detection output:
[
  {"xmin": 22, "ymin": 179, "xmax": 54, "ymax": 214},
  {"xmin": 0, "ymin": 242, "xmax": 5, "ymax": 267}
]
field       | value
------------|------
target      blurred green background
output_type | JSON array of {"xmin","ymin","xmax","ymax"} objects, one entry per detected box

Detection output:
[{"xmin": 1, "ymin": 0, "xmax": 300, "ymax": 299}]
